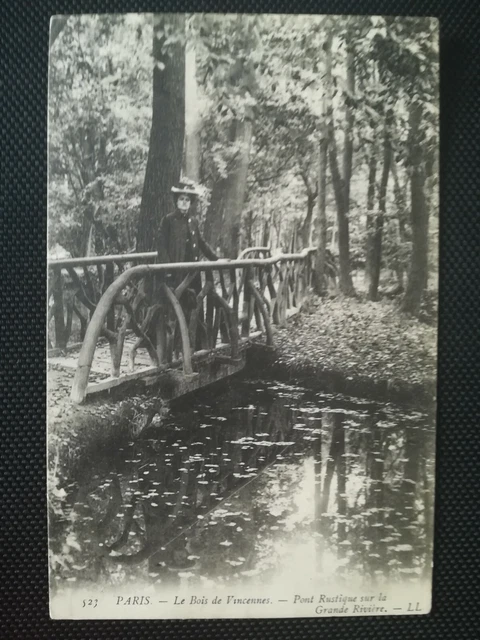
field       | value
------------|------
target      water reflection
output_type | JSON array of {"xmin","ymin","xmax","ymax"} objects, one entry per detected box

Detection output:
[{"xmin": 49, "ymin": 381, "xmax": 435, "ymax": 591}]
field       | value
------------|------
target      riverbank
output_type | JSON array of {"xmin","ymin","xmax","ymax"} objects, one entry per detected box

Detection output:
[
  {"xmin": 249, "ymin": 297, "xmax": 437, "ymax": 407},
  {"xmin": 48, "ymin": 294, "xmax": 436, "ymax": 473}
]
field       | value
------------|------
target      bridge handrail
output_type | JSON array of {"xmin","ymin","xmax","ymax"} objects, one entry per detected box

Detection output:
[
  {"xmin": 48, "ymin": 251, "xmax": 158, "ymax": 269},
  {"xmin": 70, "ymin": 249, "xmax": 315, "ymax": 403},
  {"xmin": 47, "ymin": 246, "xmax": 317, "ymax": 351},
  {"xmin": 48, "ymin": 246, "xmax": 317, "ymax": 269}
]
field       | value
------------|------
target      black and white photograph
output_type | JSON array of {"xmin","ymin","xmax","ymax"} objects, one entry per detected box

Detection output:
[{"xmin": 47, "ymin": 13, "xmax": 438, "ymax": 619}]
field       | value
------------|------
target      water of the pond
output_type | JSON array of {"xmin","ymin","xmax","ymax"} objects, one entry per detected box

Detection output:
[{"xmin": 49, "ymin": 378, "xmax": 435, "ymax": 593}]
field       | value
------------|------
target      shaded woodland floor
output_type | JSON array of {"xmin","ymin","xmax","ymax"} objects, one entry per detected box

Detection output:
[{"xmin": 272, "ymin": 296, "xmax": 437, "ymax": 404}]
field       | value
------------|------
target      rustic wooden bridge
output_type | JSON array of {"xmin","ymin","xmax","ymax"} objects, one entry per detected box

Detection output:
[{"xmin": 48, "ymin": 247, "xmax": 316, "ymax": 404}]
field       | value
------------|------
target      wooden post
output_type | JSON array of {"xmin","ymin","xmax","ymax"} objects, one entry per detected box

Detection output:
[
  {"xmin": 104, "ymin": 262, "xmax": 115, "ymax": 332},
  {"xmin": 205, "ymin": 271, "xmax": 214, "ymax": 349},
  {"xmin": 249, "ymin": 281, "xmax": 274, "ymax": 346},
  {"xmin": 241, "ymin": 266, "xmax": 253, "ymax": 337},
  {"xmin": 162, "ymin": 283, "xmax": 194, "ymax": 376},
  {"xmin": 155, "ymin": 306, "xmax": 167, "ymax": 365},
  {"xmin": 52, "ymin": 267, "xmax": 66, "ymax": 349}
]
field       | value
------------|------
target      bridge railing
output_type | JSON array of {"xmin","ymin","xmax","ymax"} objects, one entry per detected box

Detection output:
[
  {"xmin": 69, "ymin": 248, "xmax": 316, "ymax": 403},
  {"xmin": 48, "ymin": 251, "xmax": 157, "ymax": 351}
]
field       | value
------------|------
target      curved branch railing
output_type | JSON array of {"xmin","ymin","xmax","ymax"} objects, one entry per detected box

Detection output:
[
  {"xmin": 66, "ymin": 248, "xmax": 315, "ymax": 403},
  {"xmin": 47, "ymin": 251, "xmax": 158, "ymax": 350},
  {"xmin": 237, "ymin": 246, "xmax": 271, "ymax": 260}
]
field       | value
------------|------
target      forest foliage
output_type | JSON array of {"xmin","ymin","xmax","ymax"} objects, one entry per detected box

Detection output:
[{"xmin": 49, "ymin": 14, "xmax": 439, "ymax": 314}]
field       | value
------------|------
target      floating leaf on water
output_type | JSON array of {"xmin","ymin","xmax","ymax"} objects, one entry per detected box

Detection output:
[
  {"xmin": 398, "ymin": 567, "xmax": 422, "ymax": 574},
  {"xmin": 392, "ymin": 544, "xmax": 414, "ymax": 552}
]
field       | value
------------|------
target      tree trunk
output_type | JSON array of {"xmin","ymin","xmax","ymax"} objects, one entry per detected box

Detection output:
[
  {"xmin": 204, "ymin": 176, "xmax": 225, "ymax": 252},
  {"xmin": 314, "ymin": 98, "xmax": 329, "ymax": 295},
  {"xmin": 343, "ymin": 41, "xmax": 355, "ymax": 215},
  {"xmin": 391, "ymin": 160, "xmax": 408, "ymax": 243},
  {"xmin": 205, "ymin": 50, "xmax": 256, "ymax": 259},
  {"xmin": 244, "ymin": 210, "xmax": 254, "ymax": 248},
  {"xmin": 262, "ymin": 217, "xmax": 270, "ymax": 247},
  {"xmin": 219, "ymin": 117, "xmax": 253, "ymax": 258},
  {"xmin": 183, "ymin": 43, "xmax": 201, "ymax": 181},
  {"xmin": 301, "ymin": 191, "xmax": 316, "ymax": 249},
  {"xmin": 364, "ymin": 147, "xmax": 378, "ymax": 285},
  {"xmin": 328, "ymin": 133, "xmax": 355, "ymax": 296},
  {"xmin": 401, "ymin": 102, "xmax": 429, "ymax": 315},
  {"xmin": 206, "ymin": 119, "xmax": 253, "ymax": 260},
  {"xmin": 390, "ymin": 159, "xmax": 409, "ymax": 286},
  {"xmin": 137, "ymin": 14, "xmax": 186, "ymax": 252},
  {"xmin": 367, "ymin": 114, "xmax": 392, "ymax": 301},
  {"xmin": 326, "ymin": 34, "xmax": 355, "ymax": 297}
]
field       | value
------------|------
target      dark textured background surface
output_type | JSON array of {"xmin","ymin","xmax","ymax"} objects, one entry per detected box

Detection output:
[{"xmin": 1, "ymin": 1, "xmax": 479, "ymax": 638}]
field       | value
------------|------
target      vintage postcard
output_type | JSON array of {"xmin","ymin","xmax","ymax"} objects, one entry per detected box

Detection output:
[{"xmin": 48, "ymin": 13, "xmax": 438, "ymax": 619}]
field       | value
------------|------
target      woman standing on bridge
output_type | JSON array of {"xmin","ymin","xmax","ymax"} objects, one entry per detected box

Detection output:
[
  {"xmin": 156, "ymin": 180, "xmax": 219, "ymax": 354},
  {"xmin": 156, "ymin": 180, "xmax": 218, "ymax": 278}
]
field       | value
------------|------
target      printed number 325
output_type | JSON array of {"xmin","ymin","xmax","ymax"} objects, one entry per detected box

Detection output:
[{"xmin": 82, "ymin": 598, "xmax": 98, "ymax": 608}]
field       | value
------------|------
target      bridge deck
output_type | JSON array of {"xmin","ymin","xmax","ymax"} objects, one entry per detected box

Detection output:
[{"xmin": 48, "ymin": 332, "xmax": 266, "ymax": 400}]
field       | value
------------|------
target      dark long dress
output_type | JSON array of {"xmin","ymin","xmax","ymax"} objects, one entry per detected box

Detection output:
[{"xmin": 155, "ymin": 210, "xmax": 218, "ymax": 351}]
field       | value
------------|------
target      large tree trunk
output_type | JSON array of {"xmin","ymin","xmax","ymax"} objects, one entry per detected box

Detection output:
[
  {"xmin": 367, "ymin": 114, "xmax": 392, "ymax": 301},
  {"xmin": 208, "ymin": 117, "xmax": 253, "ymax": 259},
  {"xmin": 205, "ymin": 21, "xmax": 257, "ymax": 259},
  {"xmin": 204, "ymin": 176, "xmax": 225, "ymax": 252},
  {"xmin": 183, "ymin": 44, "xmax": 201, "ymax": 182},
  {"xmin": 401, "ymin": 102, "xmax": 428, "ymax": 315},
  {"xmin": 137, "ymin": 14, "xmax": 186, "ymax": 252}
]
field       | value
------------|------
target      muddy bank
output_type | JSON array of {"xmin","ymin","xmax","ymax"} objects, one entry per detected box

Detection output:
[
  {"xmin": 246, "ymin": 298, "xmax": 436, "ymax": 407},
  {"xmin": 247, "ymin": 344, "xmax": 435, "ymax": 407},
  {"xmin": 48, "ymin": 367, "xmax": 169, "ymax": 482}
]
